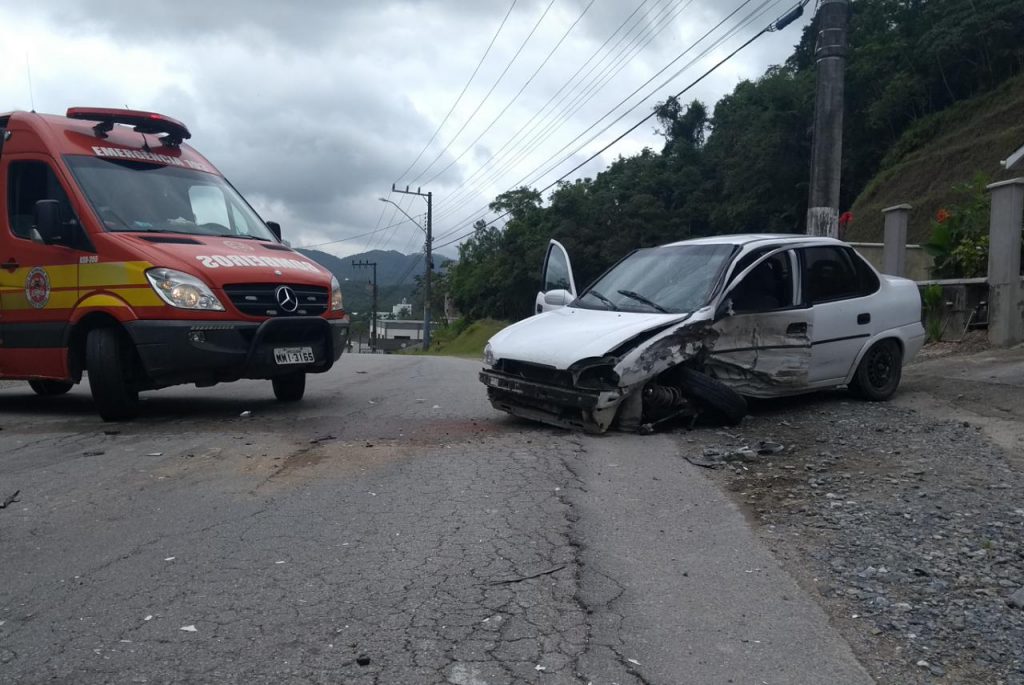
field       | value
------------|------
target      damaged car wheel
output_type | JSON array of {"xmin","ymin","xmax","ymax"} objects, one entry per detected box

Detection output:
[{"xmin": 675, "ymin": 366, "xmax": 747, "ymax": 425}]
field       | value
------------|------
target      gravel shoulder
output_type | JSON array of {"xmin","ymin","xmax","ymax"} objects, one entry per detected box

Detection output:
[{"xmin": 677, "ymin": 344, "xmax": 1024, "ymax": 685}]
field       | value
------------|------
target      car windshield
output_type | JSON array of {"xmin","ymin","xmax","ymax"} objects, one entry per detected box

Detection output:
[
  {"xmin": 576, "ymin": 243, "xmax": 735, "ymax": 314},
  {"xmin": 64, "ymin": 155, "xmax": 277, "ymax": 240}
]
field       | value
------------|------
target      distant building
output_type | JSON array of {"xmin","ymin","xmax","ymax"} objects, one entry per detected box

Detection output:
[
  {"xmin": 371, "ymin": 319, "xmax": 442, "ymax": 352},
  {"xmin": 392, "ymin": 298, "xmax": 413, "ymax": 318}
]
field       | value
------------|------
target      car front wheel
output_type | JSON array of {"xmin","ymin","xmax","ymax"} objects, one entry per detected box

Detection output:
[{"xmin": 850, "ymin": 339, "xmax": 902, "ymax": 401}]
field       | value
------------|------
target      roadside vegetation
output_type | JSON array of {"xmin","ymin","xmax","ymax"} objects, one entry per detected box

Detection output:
[
  {"xmin": 442, "ymin": 0, "xmax": 1024, "ymax": 322},
  {"xmin": 406, "ymin": 319, "xmax": 508, "ymax": 358}
]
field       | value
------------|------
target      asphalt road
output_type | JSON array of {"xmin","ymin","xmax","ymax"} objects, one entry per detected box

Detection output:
[{"xmin": 0, "ymin": 354, "xmax": 870, "ymax": 684}]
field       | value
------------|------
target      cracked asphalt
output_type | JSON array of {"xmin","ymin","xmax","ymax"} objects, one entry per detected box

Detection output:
[{"xmin": 1, "ymin": 355, "xmax": 869, "ymax": 684}]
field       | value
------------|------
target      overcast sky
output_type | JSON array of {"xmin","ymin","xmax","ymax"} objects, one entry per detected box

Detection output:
[{"xmin": 2, "ymin": 0, "xmax": 812, "ymax": 259}]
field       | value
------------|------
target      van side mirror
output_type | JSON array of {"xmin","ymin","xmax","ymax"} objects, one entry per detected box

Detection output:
[
  {"xmin": 33, "ymin": 200, "xmax": 63, "ymax": 244},
  {"xmin": 267, "ymin": 221, "xmax": 282, "ymax": 241}
]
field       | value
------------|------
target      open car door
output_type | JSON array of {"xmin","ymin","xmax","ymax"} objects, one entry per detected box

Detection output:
[
  {"xmin": 705, "ymin": 247, "xmax": 813, "ymax": 397},
  {"xmin": 535, "ymin": 239, "xmax": 577, "ymax": 314}
]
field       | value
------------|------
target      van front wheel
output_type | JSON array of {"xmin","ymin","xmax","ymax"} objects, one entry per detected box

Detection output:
[
  {"xmin": 272, "ymin": 373, "xmax": 305, "ymax": 402},
  {"xmin": 87, "ymin": 327, "xmax": 140, "ymax": 421}
]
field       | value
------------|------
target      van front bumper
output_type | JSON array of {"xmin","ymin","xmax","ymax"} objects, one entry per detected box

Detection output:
[{"xmin": 125, "ymin": 317, "xmax": 349, "ymax": 387}]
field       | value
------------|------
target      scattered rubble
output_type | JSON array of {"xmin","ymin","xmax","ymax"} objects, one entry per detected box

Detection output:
[{"xmin": 682, "ymin": 396, "xmax": 1024, "ymax": 684}]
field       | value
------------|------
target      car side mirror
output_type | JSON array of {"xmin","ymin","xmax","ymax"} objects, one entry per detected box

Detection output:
[
  {"xmin": 33, "ymin": 200, "xmax": 65, "ymax": 245},
  {"xmin": 543, "ymin": 289, "xmax": 573, "ymax": 307},
  {"xmin": 267, "ymin": 221, "xmax": 282, "ymax": 241}
]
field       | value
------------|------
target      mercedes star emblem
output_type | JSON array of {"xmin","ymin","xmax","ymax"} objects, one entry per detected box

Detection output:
[{"xmin": 275, "ymin": 285, "xmax": 299, "ymax": 313}]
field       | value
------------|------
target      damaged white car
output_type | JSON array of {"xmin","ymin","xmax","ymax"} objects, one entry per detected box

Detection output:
[{"xmin": 479, "ymin": 235, "xmax": 926, "ymax": 433}]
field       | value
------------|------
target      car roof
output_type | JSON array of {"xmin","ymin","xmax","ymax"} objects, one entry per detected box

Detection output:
[{"xmin": 661, "ymin": 233, "xmax": 844, "ymax": 248}]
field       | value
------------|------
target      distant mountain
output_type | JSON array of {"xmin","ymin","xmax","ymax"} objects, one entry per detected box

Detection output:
[{"xmin": 298, "ymin": 248, "xmax": 434, "ymax": 315}]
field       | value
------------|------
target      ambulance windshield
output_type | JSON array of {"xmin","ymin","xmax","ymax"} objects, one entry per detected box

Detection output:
[{"xmin": 65, "ymin": 155, "xmax": 279, "ymax": 241}]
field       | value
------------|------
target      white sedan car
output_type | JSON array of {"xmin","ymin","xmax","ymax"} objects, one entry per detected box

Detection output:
[{"xmin": 480, "ymin": 234, "xmax": 926, "ymax": 433}]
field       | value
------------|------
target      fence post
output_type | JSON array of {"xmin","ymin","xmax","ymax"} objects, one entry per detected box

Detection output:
[
  {"xmin": 881, "ymin": 204, "xmax": 911, "ymax": 276},
  {"xmin": 987, "ymin": 178, "xmax": 1024, "ymax": 346}
]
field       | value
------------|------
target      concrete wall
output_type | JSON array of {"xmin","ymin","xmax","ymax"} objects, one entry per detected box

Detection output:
[{"xmin": 849, "ymin": 243, "xmax": 934, "ymax": 281}]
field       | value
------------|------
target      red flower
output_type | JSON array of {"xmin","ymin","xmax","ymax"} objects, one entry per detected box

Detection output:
[
  {"xmin": 838, "ymin": 211, "xmax": 854, "ymax": 227},
  {"xmin": 935, "ymin": 208, "xmax": 951, "ymax": 224}
]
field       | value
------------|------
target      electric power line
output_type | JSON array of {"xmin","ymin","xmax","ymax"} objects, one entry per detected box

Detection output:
[
  {"xmin": 432, "ymin": 0, "xmax": 803, "ymax": 251},
  {"xmin": 433, "ymin": 0, "xmax": 763, "ymax": 242}
]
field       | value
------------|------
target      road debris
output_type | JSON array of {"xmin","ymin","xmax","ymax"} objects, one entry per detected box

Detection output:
[
  {"xmin": 179, "ymin": 625, "xmax": 197, "ymax": 632},
  {"xmin": 164, "ymin": 557, "xmax": 175, "ymax": 562},
  {"xmin": 239, "ymin": 410, "xmax": 252, "ymax": 417},
  {"xmin": 309, "ymin": 434, "xmax": 336, "ymax": 444},
  {"xmin": 146, "ymin": 452, "xmax": 163, "ymax": 457},
  {"xmin": 488, "ymin": 565, "xmax": 566, "ymax": 586},
  {"xmin": 0, "ymin": 490, "xmax": 20, "ymax": 509},
  {"xmin": 82, "ymin": 450, "xmax": 105, "ymax": 457},
  {"xmin": 356, "ymin": 654, "xmax": 371, "ymax": 666},
  {"xmin": 144, "ymin": 615, "xmax": 153, "ymax": 621}
]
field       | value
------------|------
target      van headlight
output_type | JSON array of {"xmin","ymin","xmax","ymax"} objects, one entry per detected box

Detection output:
[
  {"xmin": 330, "ymin": 276, "xmax": 344, "ymax": 311},
  {"xmin": 483, "ymin": 343, "xmax": 495, "ymax": 366},
  {"xmin": 145, "ymin": 268, "xmax": 225, "ymax": 311}
]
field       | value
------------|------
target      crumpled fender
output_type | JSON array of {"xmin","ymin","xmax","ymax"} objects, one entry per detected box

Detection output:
[{"xmin": 612, "ymin": 308, "xmax": 715, "ymax": 385}]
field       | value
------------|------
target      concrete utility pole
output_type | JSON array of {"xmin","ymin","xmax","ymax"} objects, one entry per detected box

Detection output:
[
  {"xmin": 352, "ymin": 260, "xmax": 377, "ymax": 352},
  {"xmin": 389, "ymin": 185, "xmax": 433, "ymax": 350},
  {"xmin": 806, "ymin": 0, "xmax": 849, "ymax": 237}
]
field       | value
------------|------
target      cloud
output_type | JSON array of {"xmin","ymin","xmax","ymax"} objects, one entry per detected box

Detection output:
[{"xmin": 2, "ymin": 0, "xmax": 813, "ymax": 256}]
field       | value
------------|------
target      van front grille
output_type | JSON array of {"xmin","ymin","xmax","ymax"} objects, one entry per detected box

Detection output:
[{"xmin": 223, "ymin": 283, "xmax": 328, "ymax": 317}]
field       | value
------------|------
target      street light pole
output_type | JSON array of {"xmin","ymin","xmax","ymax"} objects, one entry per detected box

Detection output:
[
  {"xmin": 386, "ymin": 186, "xmax": 433, "ymax": 350},
  {"xmin": 352, "ymin": 259, "xmax": 377, "ymax": 352}
]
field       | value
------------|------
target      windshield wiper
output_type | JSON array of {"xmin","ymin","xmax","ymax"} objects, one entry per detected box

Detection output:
[
  {"xmin": 586, "ymin": 289, "xmax": 618, "ymax": 311},
  {"xmin": 617, "ymin": 289, "xmax": 669, "ymax": 313},
  {"xmin": 208, "ymin": 233, "xmax": 269, "ymax": 241}
]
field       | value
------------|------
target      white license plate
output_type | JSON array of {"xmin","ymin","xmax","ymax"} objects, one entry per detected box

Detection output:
[{"xmin": 274, "ymin": 346, "xmax": 315, "ymax": 365}]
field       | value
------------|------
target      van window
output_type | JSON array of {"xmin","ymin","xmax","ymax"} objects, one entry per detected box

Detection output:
[
  {"xmin": 6, "ymin": 161, "xmax": 78, "ymax": 240},
  {"xmin": 189, "ymin": 185, "xmax": 231, "ymax": 228}
]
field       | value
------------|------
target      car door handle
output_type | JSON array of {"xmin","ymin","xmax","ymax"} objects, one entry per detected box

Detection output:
[
  {"xmin": 2, "ymin": 259, "xmax": 18, "ymax": 272},
  {"xmin": 857, "ymin": 313, "xmax": 871, "ymax": 325},
  {"xmin": 786, "ymin": 322, "xmax": 807, "ymax": 335}
]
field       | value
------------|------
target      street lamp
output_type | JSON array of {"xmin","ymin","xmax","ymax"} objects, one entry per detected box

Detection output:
[
  {"xmin": 378, "ymin": 197, "xmax": 424, "ymax": 232},
  {"xmin": 379, "ymin": 188, "xmax": 433, "ymax": 350}
]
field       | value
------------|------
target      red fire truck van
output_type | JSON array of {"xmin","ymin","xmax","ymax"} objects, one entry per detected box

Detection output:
[{"xmin": 0, "ymin": 107, "xmax": 349, "ymax": 420}]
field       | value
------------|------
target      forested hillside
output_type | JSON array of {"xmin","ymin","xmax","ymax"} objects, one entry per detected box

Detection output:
[{"xmin": 448, "ymin": 0, "xmax": 1024, "ymax": 321}]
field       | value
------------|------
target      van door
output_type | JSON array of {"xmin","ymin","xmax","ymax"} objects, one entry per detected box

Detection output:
[
  {"xmin": 706, "ymin": 248, "xmax": 813, "ymax": 395},
  {"xmin": 0, "ymin": 157, "xmax": 87, "ymax": 379},
  {"xmin": 535, "ymin": 239, "xmax": 576, "ymax": 314}
]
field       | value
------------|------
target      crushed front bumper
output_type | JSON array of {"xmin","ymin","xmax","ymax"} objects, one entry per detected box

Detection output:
[{"xmin": 479, "ymin": 368, "xmax": 623, "ymax": 432}]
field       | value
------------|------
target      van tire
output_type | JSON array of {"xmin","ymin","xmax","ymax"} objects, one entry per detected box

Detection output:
[
  {"xmin": 87, "ymin": 327, "xmax": 140, "ymax": 421},
  {"xmin": 677, "ymin": 366, "xmax": 747, "ymax": 425},
  {"xmin": 29, "ymin": 380, "xmax": 74, "ymax": 396},
  {"xmin": 272, "ymin": 373, "xmax": 305, "ymax": 402}
]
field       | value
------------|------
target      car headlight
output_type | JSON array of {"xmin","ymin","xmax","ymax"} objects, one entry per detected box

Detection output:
[
  {"xmin": 145, "ymin": 268, "xmax": 225, "ymax": 311},
  {"xmin": 330, "ymin": 276, "xmax": 344, "ymax": 311},
  {"xmin": 483, "ymin": 342, "xmax": 495, "ymax": 366}
]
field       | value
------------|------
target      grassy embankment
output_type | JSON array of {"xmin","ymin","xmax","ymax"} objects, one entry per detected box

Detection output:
[
  {"xmin": 846, "ymin": 72, "xmax": 1024, "ymax": 244},
  {"xmin": 406, "ymin": 319, "xmax": 509, "ymax": 358}
]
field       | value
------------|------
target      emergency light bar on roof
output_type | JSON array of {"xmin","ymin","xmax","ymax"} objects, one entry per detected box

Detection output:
[{"xmin": 66, "ymin": 107, "xmax": 191, "ymax": 147}]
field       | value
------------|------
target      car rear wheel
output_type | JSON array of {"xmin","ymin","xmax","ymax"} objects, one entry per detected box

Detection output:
[
  {"xmin": 87, "ymin": 327, "xmax": 140, "ymax": 421},
  {"xmin": 676, "ymin": 366, "xmax": 747, "ymax": 425},
  {"xmin": 850, "ymin": 339, "xmax": 902, "ymax": 401},
  {"xmin": 28, "ymin": 380, "xmax": 74, "ymax": 396},
  {"xmin": 272, "ymin": 372, "xmax": 306, "ymax": 402}
]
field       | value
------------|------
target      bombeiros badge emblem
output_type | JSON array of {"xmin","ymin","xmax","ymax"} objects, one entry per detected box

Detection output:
[
  {"xmin": 275, "ymin": 285, "xmax": 298, "ymax": 313},
  {"xmin": 24, "ymin": 267, "xmax": 51, "ymax": 309},
  {"xmin": 222, "ymin": 239, "xmax": 255, "ymax": 252}
]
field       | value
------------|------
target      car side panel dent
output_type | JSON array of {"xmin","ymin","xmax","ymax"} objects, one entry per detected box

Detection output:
[{"xmin": 705, "ymin": 312, "xmax": 813, "ymax": 396}]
